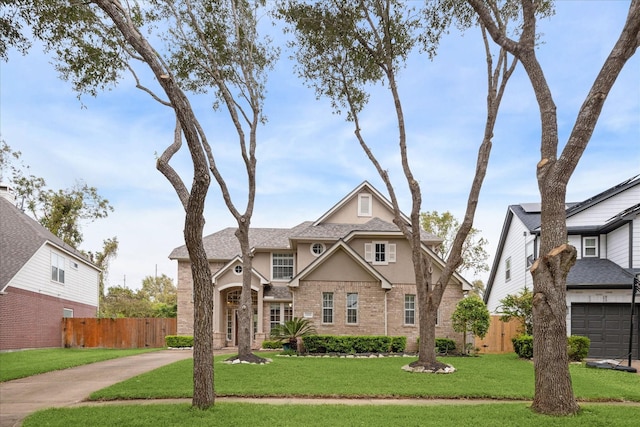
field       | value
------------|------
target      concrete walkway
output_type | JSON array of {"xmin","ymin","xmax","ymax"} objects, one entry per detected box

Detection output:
[
  {"xmin": 0, "ymin": 349, "xmax": 194, "ymax": 427},
  {"xmin": 1, "ymin": 350, "xmax": 638, "ymax": 427}
]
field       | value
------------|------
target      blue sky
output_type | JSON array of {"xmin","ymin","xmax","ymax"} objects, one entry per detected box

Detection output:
[{"xmin": 1, "ymin": 1, "xmax": 638, "ymax": 290}]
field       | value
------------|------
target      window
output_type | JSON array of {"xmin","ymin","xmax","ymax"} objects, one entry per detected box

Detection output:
[
  {"xmin": 505, "ymin": 257, "xmax": 511, "ymax": 282},
  {"xmin": 358, "ymin": 193, "xmax": 372, "ymax": 217},
  {"xmin": 346, "ymin": 293, "xmax": 358, "ymax": 324},
  {"xmin": 311, "ymin": 243, "xmax": 325, "ymax": 256},
  {"xmin": 583, "ymin": 237, "xmax": 598, "ymax": 257},
  {"xmin": 272, "ymin": 253, "xmax": 294, "ymax": 280},
  {"xmin": 234, "ymin": 265, "xmax": 243, "ymax": 275},
  {"xmin": 322, "ymin": 292, "xmax": 334, "ymax": 323},
  {"xmin": 270, "ymin": 303, "xmax": 293, "ymax": 330},
  {"xmin": 51, "ymin": 253, "xmax": 65, "ymax": 284},
  {"xmin": 364, "ymin": 242, "xmax": 396, "ymax": 265},
  {"xmin": 404, "ymin": 294, "xmax": 415, "ymax": 325},
  {"xmin": 63, "ymin": 308, "xmax": 73, "ymax": 318}
]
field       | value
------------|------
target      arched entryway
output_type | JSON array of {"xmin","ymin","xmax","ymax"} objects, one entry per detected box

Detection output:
[{"xmin": 223, "ymin": 288, "xmax": 259, "ymax": 347}]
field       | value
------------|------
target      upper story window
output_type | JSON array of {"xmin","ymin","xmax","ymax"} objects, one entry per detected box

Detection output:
[
  {"xmin": 505, "ymin": 257, "xmax": 511, "ymax": 282},
  {"xmin": 310, "ymin": 243, "xmax": 325, "ymax": 256},
  {"xmin": 583, "ymin": 237, "xmax": 598, "ymax": 257},
  {"xmin": 51, "ymin": 253, "xmax": 65, "ymax": 284},
  {"xmin": 358, "ymin": 193, "xmax": 372, "ymax": 217},
  {"xmin": 272, "ymin": 253, "xmax": 294, "ymax": 280},
  {"xmin": 234, "ymin": 265, "xmax": 243, "ymax": 275},
  {"xmin": 364, "ymin": 242, "xmax": 396, "ymax": 265}
]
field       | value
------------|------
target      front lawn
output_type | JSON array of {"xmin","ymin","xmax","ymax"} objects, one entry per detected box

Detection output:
[
  {"xmin": 0, "ymin": 348, "xmax": 160, "ymax": 382},
  {"xmin": 22, "ymin": 402, "xmax": 640, "ymax": 427},
  {"xmin": 89, "ymin": 353, "xmax": 640, "ymax": 402}
]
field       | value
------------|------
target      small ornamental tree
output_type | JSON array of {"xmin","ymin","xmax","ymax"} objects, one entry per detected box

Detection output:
[
  {"xmin": 451, "ymin": 295, "xmax": 490, "ymax": 353},
  {"xmin": 497, "ymin": 287, "xmax": 533, "ymax": 336}
]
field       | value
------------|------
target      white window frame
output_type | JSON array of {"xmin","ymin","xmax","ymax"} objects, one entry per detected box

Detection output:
[
  {"xmin": 272, "ymin": 253, "xmax": 294, "ymax": 280},
  {"xmin": 233, "ymin": 265, "xmax": 243, "ymax": 275},
  {"xmin": 582, "ymin": 236, "xmax": 598, "ymax": 258},
  {"xmin": 358, "ymin": 193, "xmax": 372, "ymax": 217},
  {"xmin": 346, "ymin": 293, "xmax": 358, "ymax": 324},
  {"xmin": 63, "ymin": 308, "xmax": 74, "ymax": 318},
  {"xmin": 322, "ymin": 292, "xmax": 334, "ymax": 324},
  {"xmin": 51, "ymin": 252, "xmax": 66, "ymax": 284},
  {"xmin": 505, "ymin": 257, "xmax": 511, "ymax": 282},
  {"xmin": 404, "ymin": 294, "xmax": 415, "ymax": 325},
  {"xmin": 310, "ymin": 243, "xmax": 325, "ymax": 257},
  {"xmin": 364, "ymin": 242, "xmax": 396, "ymax": 265},
  {"xmin": 269, "ymin": 302, "xmax": 293, "ymax": 331}
]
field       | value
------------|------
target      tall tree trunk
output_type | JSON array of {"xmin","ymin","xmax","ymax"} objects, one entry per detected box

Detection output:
[
  {"xmin": 530, "ymin": 181, "xmax": 578, "ymax": 415},
  {"xmin": 236, "ymin": 222, "xmax": 253, "ymax": 359}
]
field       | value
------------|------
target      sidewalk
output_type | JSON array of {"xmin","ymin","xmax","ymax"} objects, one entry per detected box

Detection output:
[{"xmin": 0, "ymin": 349, "xmax": 194, "ymax": 427}]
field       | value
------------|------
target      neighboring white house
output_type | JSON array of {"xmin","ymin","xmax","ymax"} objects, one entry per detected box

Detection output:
[
  {"xmin": 0, "ymin": 187, "xmax": 100, "ymax": 350},
  {"xmin": 484, "ymin": 175, "xmax": 640, "ymax": 360}
]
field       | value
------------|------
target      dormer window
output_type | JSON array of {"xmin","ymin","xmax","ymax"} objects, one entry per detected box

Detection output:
[
  {"xmin": 358, "ymin": 193, "xmax": 372, "ymax": 217},
  {"xmin": 583, "ymin": 237, "xmax": 598, "ymax": 257},
  {"xmin": 364, "ymin": 241, "xmax": 396, "ymax": 265}
]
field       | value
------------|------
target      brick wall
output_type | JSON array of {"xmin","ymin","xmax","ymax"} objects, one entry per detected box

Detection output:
[
  {"xmin": 176, "ymin": 260, "xmax": 224, "ymax": 336},
  {"xmin": 0, "ymin": 286, "xmax": 96, "ymax": 350}
]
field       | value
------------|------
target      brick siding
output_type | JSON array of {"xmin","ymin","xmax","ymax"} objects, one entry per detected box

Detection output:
[{"xmin": 0, "ymin": 286, "xmax": 96, "ymax": 350}]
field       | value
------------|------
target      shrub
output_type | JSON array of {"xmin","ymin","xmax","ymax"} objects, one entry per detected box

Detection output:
[
  {"xmin": 302, "ymin": 335, "xmax": 406, "ymax": 354},
  {"xmin": 261, "ymin": 340, "xmax": 283, "ymax": 349},
  {"xmin": 165, "ymin": 335, "xmax": 193, "ymax": 348},
  {"xmin": 568, "ymin": 335, "xmax": 590, "ymax": 362},
  {"xmin": 435, "ymin": 338, "xmax": 456, "ymax": 354},
  {"xmin": 512, "ymin": 334, "xmax": 533, "ymax": 359}
]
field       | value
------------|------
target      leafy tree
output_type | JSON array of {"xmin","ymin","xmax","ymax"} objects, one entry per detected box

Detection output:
[
  {"xmin": 0, "ymin": 141, "xmax": 113, "ymax": 248},
  {"xmin": 6, "ymin": 0, "xmax": 276, "ymax": 408},
  {"xmin": 278, "ymin": 0, "xmax": 517, "ymax": 371},
  {"xmin": 451, "ymin": 295, "xmax": 490, "ymax": 353},
  {"xmin": 90, "ymin": 237, "xmax": 119, "ymax": 311},
  {"xmin": 497, "ymin": 287, "xmax": 533, "ymax": 336},
  {"xmin": 468, "ymin": 0, "xmax": 640, "ymax": 415},
  {"xmin": 470, "ymin": 279, "xmax": 485, "ymax": 298},
  {"xmin": 101, "ymin": 285, "xmax": 154, "ymax": 318},
  {"xmin": 139, "ymin": 274, "xmax": 178, "ymax": 317},
  {"xmin": 421, "ymin": 210, "xmax": 490, "ymax": 279}
]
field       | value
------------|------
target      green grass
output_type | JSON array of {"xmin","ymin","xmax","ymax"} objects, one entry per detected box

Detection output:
[
  {"xmin": 89, "ymin": 353, "xmax": 640, "ymax": 402},
  {"xmin": 0, "ymin": 348, "xmax": 160, "ymax": 382},
  {"xmin": 22, "ymin": 402, "xmax": 640, "ymax": 427}
]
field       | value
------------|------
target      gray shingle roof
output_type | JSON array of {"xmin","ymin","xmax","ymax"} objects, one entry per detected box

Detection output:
[
  {"xmin": 0, "ymin": 197, "xmax": 95, "ymax": 289},
  {"xmin": 169, "ymin": 217, "xmax": 440, "ymax": 261},
  {"xmin": 567, "ymin": 258, "xmax": 636, "ymax": 288},
  {"xmin": 264, "ymin": 285, "xmax": 292, "ymax": 300}
]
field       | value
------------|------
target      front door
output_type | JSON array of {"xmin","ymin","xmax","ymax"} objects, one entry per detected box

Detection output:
[{"xmin": 225, "ymin": 288, "xmax": 259, "ymax": 346}]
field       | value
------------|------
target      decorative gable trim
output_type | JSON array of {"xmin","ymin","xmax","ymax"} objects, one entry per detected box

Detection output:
[
  {"xmin": 289, "ymin": 240, "xmax": 392, "ymax": 289},
  {"xmin": 212, "ymin": 255, "xmax": 270, "ymax": 285},
  {"xmin": 312, "ymin": 181, "xmax": 410, "ymax": 226}
]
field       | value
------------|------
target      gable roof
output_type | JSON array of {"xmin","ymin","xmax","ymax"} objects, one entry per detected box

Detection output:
[
  {"xmin": 565, "ymin": 174, "xmax": 639, "ymax": 219},
  {"xmin": 0, "ymin": 197, "xmax": 98, "ymax": 290},
  {"xmin": 211, "ymin": 255, "xmax": 270, "ymax": 285},
  {"xmin": 289, "ymin": 239, "xmax": 392, "ymax": 289}
]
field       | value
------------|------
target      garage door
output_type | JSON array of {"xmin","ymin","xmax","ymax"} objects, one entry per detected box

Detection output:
[{"xmin": 571, "ymin": 303, "xmax": 639, "ymax": 360}]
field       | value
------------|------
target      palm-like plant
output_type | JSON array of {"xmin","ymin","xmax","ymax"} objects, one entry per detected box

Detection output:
[{"xmin": 270, "ymin": 317, "xmax": 317, "ymax": 350}]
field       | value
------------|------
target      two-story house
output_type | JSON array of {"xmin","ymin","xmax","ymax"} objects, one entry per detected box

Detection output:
[
  {"xmin": 484, "ymin": 175, "xmax": 640, "ymax": 360},
  {"xmin": 170, "ymin": 182, "xmax": 473, "ymax": 351},
  {"xmin": 0, "ymin": 187, "xmax": 100, "ymax": 350}
]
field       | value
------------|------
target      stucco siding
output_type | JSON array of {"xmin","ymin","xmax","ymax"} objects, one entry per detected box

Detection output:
[{"xmin": 323, "ymin": 193, "xmax": 395, "ymax": 224}]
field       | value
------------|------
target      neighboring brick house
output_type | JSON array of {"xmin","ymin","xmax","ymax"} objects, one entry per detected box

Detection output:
[
  {"xmin": 170, "ymin": 182, "xmax": 472, "ymax": 351},
  {"xmin": 0, "ymin": 187, "xmax": 100, "ymax": 350},
  {"xmin": 484, "ymin": 175, "xmax": 640, "ymax": 360}
]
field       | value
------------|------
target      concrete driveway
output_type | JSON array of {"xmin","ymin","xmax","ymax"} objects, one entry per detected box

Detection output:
[{"xmin": 0, "ymin": 349, "xmax": 194, "ymax": 427}]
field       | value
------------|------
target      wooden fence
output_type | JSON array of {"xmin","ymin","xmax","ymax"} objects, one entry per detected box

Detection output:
[
  {"xmin": 475, "ymin": 315, "xmax": 523, "ymax": 354},
  {"xmin": 62, "ymin": 318, "xmax": 177, "ymax": 349}
]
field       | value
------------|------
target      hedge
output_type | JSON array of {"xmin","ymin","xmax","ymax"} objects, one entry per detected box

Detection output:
[
  {"xmin": 512, "ymin": 335, "xmax": 590, "ymax": 361},
  {"xmin": 302, "ymin": 335, "xmax": 406, "ymax": 354},
  {"xmin": 416, "ymin": 337, "xmax": 458, "ymax": 354},
  {"xmin": 261, "ymin": 340, "xmax": 284, "ymax": 349},
  {"xmin": 165, "ymin": 335, "xmax": 193, "ymax": 348}
]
